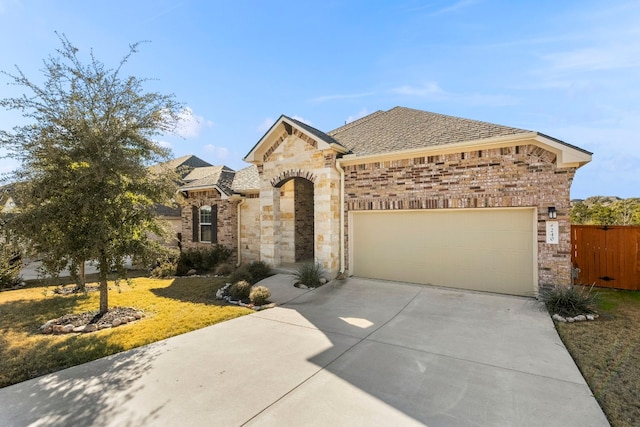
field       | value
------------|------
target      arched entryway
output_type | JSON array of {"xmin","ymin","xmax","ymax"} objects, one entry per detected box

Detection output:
[{"xmin": 275, "ymin": 177, "xmax": 315, "ymax": 263}]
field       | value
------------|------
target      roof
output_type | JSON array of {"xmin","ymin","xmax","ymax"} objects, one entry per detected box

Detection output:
[
  {"xmin": 183, "ymin": 165, "xmax": 234, "ymax": 183},
  {"xmin": 243, "ymin": 115, "xmax": 349, "ymax": 163},
  {"xmin": 327, "ymin": 106, "xmax": 533, "ymax": 156},
  {"xmin": 150, "ymin": 155, "xmax": 213, "ymax": 179},
  {"xmin": 179, "ymin": 165, "xmax": 236, "ymax": 196},
  {"xmin": 232, "ymin": 165, "xmax": 260, "ymax": 193}
]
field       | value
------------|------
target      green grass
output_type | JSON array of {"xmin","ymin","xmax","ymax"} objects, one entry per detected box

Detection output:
[{"xmin": 0, "ymin": 272, "xmax": 251, "ymax": 388}]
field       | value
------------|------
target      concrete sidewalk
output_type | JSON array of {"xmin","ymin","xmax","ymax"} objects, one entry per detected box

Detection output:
[{"xmin": 0, "ymin": 276, "xmax": 608, "ymax": 426}]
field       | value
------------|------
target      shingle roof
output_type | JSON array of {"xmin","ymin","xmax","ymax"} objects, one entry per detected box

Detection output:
[
  {"xmin": 232, "ymin": 165, "xmax": 260, "ymax": 193},
  {"xmin": 149, "ymin": 155, "xmax": 213, "ymax": 178},
  {"xmin": 179, "ymin": 166, "xmax": 236, "ymax": 195},
  {"xmin": 327, "ymin": 106, "xmax": 532, "ymax": 156},
  {"xmin": 183, "ymin": 165, "xmax": 234, "ymax": 182}
]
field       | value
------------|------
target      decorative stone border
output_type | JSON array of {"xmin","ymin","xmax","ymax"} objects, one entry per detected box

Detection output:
[
  {"xmin": 215, "ymin": 283, "xmax": 275, "ymax": 311},
  {"xmin": 552, "ymin": 313, "xmax": 599, "ymax": 323},
  {"xmin": 40, "ymin": 309, "xmax": 144, "ymax": 334}
]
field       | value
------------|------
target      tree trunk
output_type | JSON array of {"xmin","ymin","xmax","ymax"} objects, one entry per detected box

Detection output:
[{"xmin": 98, "ymin": 255, "xmax": 109, "ymax": 314}]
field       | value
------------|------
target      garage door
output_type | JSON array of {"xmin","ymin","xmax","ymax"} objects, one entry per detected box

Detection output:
[{"xmin": 350, "ymin": 208, "xmax": 536, "ymax": 296}]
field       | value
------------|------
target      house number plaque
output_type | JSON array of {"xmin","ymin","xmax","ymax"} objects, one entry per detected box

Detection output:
[{"xmin": 546, "ymin": 221, "xmax": 559, "ymax": 244}]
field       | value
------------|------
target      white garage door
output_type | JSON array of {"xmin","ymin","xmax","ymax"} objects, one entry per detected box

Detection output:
[{"xmin": 350, "ymin": 208, "xmax": 536, "ymax": 296}]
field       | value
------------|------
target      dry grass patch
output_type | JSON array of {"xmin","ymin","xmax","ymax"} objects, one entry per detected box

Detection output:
[
  {"xmin": 556, "ymin": 289, "xmax": 640, "ymax": 427},
  {"xmin": 0, "ymin": 274, "xmax": 251, "ymax": 388}
]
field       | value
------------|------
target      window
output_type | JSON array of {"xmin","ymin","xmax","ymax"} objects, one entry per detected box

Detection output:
[
  {"xmin": 200, "ymin": 206, "xmax": 212, "ymax": 242},
  {"xmin": 192, "ymin": 204, "xmax": 218, "ymax": 243}
]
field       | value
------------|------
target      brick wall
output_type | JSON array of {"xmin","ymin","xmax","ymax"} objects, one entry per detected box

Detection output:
[
  {"xmin": 294, "ymin": 178, "xmax": 314, "ymax": 261},
  {"xmin": 342, "ymin": 144, "xmax": 576, "ymax": 287},
  {"xmin": 180, "ymin": 189, "xmax": 238, "ymax": 262}
]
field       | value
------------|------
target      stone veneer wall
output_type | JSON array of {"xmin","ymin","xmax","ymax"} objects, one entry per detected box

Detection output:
[
  {"xmin": 258, "ymin": 130, "xmax": 341, "ymax": 273},
  {"xmin": 342, "ymin": 144, "xmax": 576, "ymax": 287},
  {"xmin": 181, "ymin": 189, "xmax": 238, "ymax": 263},
  {"xmin": 239, "ymin": 195, "xmax": 261, "ymax": 264}
]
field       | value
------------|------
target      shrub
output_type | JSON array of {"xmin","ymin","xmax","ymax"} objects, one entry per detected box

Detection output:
[
  {"xmin": 0, "ymin": 244, "xmax": 22, "ymax": 290},
  {"xmin": 294, "ymin": 262, "xmax": 324, "ymax": 288},
  {"xmin": 228, "ymin": 280, "xmax": 252, "ymax": 300},
  {"xmin": 215, "ymin": 262, "xmax": 234, "ymax": 276},
  {"xmin": 539, "ymin": 284, "xmax": 599, "ymax": 317},
  {"xmin": 247, "ymin": 261, "xmax": 271, "ymax": 283},
  {"xmin": 176, "ymin": 245, "xmax": 232, "ymax": 275},
  {"xmin": 250, "ymin": 285, "xmax": 271, "ymax": 305},
  {"xmin": 147, "ymin": 248, "xmax": 180, "ymax": 278},
  {"xmin": 228, "ymin": 264, "xmax": 253, "ymax": 284}
]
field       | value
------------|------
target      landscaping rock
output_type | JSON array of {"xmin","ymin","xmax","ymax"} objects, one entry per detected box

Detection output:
[
  {"xmin": 62, "ymin": 324, "xmax": 75, "ymax": 333},
  {"xmin": 586, "ymin": 314, "xmax": 596, "ymax": 321},
  {"xmin": 552, "ymin": 314, "xmax": 566, "ymax": 322},
  {"xmin": 83, "ymin": 324, "xmax": 98, "ymax": 333},
  {"xmin": 73, "ymin": 325, "xmax": 86, "ymax": 333},
  {"xmin": 319, "ymin": 278, "xmax": 327, "ymax": 285},
  {"xmin": 187, "ymin": 269, "xmax": 198, "ymax": 276},
  {"xmin": 112, "ymin": 318, "xmax": 122, "ymax": 327},
  {"xmin": 574, "ymin": 315, "xmax": 587, "ymax": 322}
]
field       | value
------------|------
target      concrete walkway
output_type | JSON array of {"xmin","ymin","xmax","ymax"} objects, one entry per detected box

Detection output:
[{"xmin": 0, "ymin": 276, "xmax": 608, "ymax": 426}]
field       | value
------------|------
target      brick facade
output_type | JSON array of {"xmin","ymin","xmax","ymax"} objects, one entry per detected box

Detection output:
[
  {"xmin": 342, "ymin": 144, "xmax": 575, "ymax": 287},
  {"xmin": 181, "ymin": 189, "xmax": 238, "ymax": 263}
]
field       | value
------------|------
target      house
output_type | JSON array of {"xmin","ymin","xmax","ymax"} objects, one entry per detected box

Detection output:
[
  {"xmin": 178, "ymin": 106, "xmax": 592, "ymax": 296},
  {"xmin": 149, "ymin": 155, "xmax": 215, "ymax": 246}
]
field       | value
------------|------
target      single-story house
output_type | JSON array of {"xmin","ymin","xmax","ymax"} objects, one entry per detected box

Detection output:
[{"xmin": 177, "ymin": 106, "xmax": 592, "ymax": 296}]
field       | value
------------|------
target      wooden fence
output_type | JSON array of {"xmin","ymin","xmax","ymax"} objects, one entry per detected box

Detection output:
[{"xmin": 571, "ymin": 225, "xmax": 640, "ymax": 290}]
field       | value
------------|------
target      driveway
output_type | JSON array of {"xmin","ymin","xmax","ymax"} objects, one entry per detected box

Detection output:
[{"xmin": 0, "ymin": 276, "xmax": 608, "ymax": 426}]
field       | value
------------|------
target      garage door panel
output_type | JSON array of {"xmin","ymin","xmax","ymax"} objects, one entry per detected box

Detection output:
[{"xmin": 350, "ymin": 209, "xmax": 536, "ymax": 296}]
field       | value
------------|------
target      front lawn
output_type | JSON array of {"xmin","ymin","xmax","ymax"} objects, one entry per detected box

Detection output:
[
  {"xmin": 0, "ymin": 273, "xmax": 251, "ymax": 388},
  {"xmin": 556, "ymin": 289, "xmax": 640, "ymax": 427}
]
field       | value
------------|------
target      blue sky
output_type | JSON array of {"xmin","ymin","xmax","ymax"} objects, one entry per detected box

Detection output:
[{"xmin": 1, "ymin": 0, "xmax": 639, "ymax": 199}]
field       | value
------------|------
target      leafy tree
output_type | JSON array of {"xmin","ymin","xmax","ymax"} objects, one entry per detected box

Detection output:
[
  {"xmin": 0, "ymin": 34, "xmax": 181, "ymax": 313},
  {"xmin": 571, "ymin": 197, "xmax": 640, "ymax": 225}
]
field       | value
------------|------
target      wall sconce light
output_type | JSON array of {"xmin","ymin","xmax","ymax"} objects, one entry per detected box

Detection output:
[{"xmin": 548, "ymin": 207, "xmax": 557, "ymax": 219}]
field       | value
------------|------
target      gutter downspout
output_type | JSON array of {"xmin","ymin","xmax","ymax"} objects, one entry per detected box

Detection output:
[
  {"xmin": 235, "ymin": 197, "xmax": 246, "ymax": 267},
  {"xmin": 335, "ymin": 158, "xmax": 346, "ymax": 275}
]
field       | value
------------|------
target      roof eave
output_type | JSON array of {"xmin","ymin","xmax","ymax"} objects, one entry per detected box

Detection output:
[{"xmin": 337, "ymin": 132, "xmax": 592, "ymax": 169}]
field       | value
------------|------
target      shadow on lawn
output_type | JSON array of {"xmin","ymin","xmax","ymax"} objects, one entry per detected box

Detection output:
[
  {"xmin": 0, "ymin": 293, "xmax": 92, "ymax": 334},
  {"xmin": 0, "ymin": 336, "xmax": 166, "ymax": 426},
  {"xmin": 150, "ymin": 276, "xmax": 228, "ymax": 306}
]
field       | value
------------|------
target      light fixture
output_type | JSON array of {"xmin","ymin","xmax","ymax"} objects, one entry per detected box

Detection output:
[{"xmin": 548, "ymin": 207, "xmax": 557, "ymax": 219}]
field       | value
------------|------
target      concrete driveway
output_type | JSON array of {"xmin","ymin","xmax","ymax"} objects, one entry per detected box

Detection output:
[{"xmin": 0, "ymin": 276, "xmax": 608, "ymax": 426}]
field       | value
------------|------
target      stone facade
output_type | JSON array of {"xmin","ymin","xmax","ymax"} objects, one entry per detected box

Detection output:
[
  {"xmin": 342, "ymin": 144, "xmax": 575, "ymax": 286},
  {"xmin": 254, "ymin": 129, "xmax": 342, "ymax": 273},
  {"xmin": 238, "ymin": 195, "xmax": 261, "ymax": 264}
]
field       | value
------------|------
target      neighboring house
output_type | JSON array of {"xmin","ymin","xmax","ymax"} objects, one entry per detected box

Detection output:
[
  {"xmin": 150, "ymin": 155, "xmax": 214, "ymax": 246},
  {"xmin": 179, "ymin": 106, "xmax": 592, "ymax": 296}
]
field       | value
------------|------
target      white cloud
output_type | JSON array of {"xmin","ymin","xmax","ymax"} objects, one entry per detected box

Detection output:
[
  {"xmin": 311, "ymin": 92, "xmax": 374, "ymax": 103},
  {"xmin": 346, "ymin": 109, "xmax": 370, "ymax": 124},
  {"xmin": 175, "ymin": 107, "xmax": 214, "ymax": 138},
  {"xmin": 257, "ymin": 117, "xmax": 275, "ymax": 133},
  {"xmin": 291, "ymin": 115, "xmax": 312, "ymax": 126},
  {"xmin": 155, "ymin": 140, "xmax": 173, "ymax": 149},
  {"xmin": 392, "ymin": 82, "xmax": 445, "ymax": 97},
  {"xmin": 541, "ymin": 46, "xmax": 640, "ymax": 74},
  {"xmin": 204, "ymin": 144, "xmax": 229, "ymax": 160},
  {"xmin": 426, "ymin": 0, "xmax": 478, "ymax": 17}
]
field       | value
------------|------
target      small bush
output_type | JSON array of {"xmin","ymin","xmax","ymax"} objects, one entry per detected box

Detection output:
[
  {"xmin": 294, "ymin": 262, "xmax": 324, "ymax": 288},
  {"xmin": 0, "ymin": 243, "xmax": 22, "ymax": 290},
  {"xmin": 247, "ymin": 261, "xmax": 271, "ymax": 283},
  {"xmin": 215, "ymin": 263, "xmax": 234, "ymax": 276},
  {"xmin": 147, "ymin": 248, "xmax": 180, "ymax": 278},
  {"xmin": 228, "ymin": 280, "xmax": 252, "ymax": 300},
  {"xmin": 176, "ymin": 245, "xmax": 232, "ymax": 275},
  {"xmin": 539, "ymin": 284, "xmax": 599, "ymax": 317},
  {"xmin": 229, "ymin": 264, "xmax": 253, "ymax": 284},
  {"xmin": 250, "ymin": 286, "xmax": 271, "ymax": 305}
]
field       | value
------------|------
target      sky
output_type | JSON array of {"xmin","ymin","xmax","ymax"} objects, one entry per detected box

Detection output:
[{"xmin": 1, "ymin": 0, "xmax": 639, "ymax": 199}]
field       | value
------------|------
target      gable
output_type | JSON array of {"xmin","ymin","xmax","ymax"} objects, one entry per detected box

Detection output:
[{"xmin": 244, "ymin": 115, "xmax": 349, "ymax": 164}]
